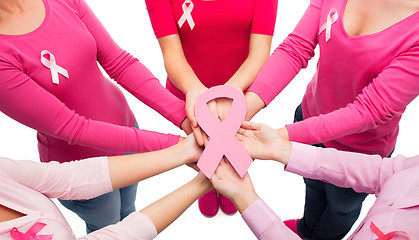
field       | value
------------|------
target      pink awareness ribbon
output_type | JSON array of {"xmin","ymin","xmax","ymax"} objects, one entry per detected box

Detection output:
[
  {"xmin": 195, "ymin": 85, "xmax": 252, "ymax": 178},
  {"xmin": 40, "ymin": 50, "xmax": 69, "ymax": 85},
  {"xmin": 370, "ymin": 222, "xmax": 410, "ymax": 240},
  {"xmin": 178, "ymin": 0, "xmax": 195, "ymax": 30},
  {"xmin": 10, "ymin": 222, "xmax": 53, "ymax": 240},
  {"xmin": 318, "ymin": 8, "xmax": 339, "ymax": 42}
]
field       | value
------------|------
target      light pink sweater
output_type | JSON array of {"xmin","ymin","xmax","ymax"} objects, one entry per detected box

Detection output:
[
  {"xmin": 0, "ymin": 157, "xmax": 157, "ymax": 239},
  {"xmin": 248, "ymin": 0, "xmax": 419, "ymax": 157},
  {"xmin": 242, "ymin": 143, "xmax": 418, "ymax": 239},
  {"xmin": 0, "ymin": 0, "xmax": 186, "ymax": 163}
]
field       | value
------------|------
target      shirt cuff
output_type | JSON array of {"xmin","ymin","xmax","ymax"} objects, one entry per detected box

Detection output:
[
  {"xmin": 285, "ymin": 142, "xmax": 316, "ymax": 177},
  {"xmin": 242, "ymin": 199, "xmax": 280, "ymax": 238}
]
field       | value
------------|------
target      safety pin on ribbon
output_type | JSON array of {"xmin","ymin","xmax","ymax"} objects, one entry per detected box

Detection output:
[
  {"xmin": 195, "ymin": 85, "xmax": 252, "ymax": 178},
  {"xmin": 10, "ymin": 222, "xmax": 53, "ymax": 240},
  {"xmin": 370, "ymin": 222, "xmax": 410, "ymax": 240},
  {"xmin": 40, "ymin": 50, "xmax": 69, "ymax": 85},
  {"xmin": 318, "ymin": 8, "xmax": 339, "ymax": 42},
  {"xmin": 178, "ymin": 0, "xmax": 195, "ymax": 30}
]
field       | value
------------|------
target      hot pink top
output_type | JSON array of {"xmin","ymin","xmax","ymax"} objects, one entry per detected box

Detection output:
[
  {"xmin": 145, "ymin": 0, "xmax": 278, "ymax": 100},
  {"xmin": 248, "ymin": 0, "xmax": 419, "ymax": 157},
  {"xmin": 242, "ymin": 142, "xmax": 419, "ymax": 239},
  {"xmin": 0, "ymin": 0, "xmax": 186, "ymax": 163},
  {"xmin": 0, "ymin": 156, "xmax": 157, "ymax": 239}
]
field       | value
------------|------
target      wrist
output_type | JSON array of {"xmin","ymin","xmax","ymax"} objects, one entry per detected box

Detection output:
[
  {"xmin": 231, "ymin": 192, "xmax": 260, "ymax": 214},
  {"xmin": 273, "ymin": 128, "xmax": 291, "ymax": 165}
]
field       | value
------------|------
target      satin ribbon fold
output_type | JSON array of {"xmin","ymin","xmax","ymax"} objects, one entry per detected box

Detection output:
[
  {"xmin": 40, "ymin": 50, "xmax": 69, "ymax": 85},
  {"xmin": 178, "ymin": 0, "xmax": 195, "ymax": 30},
  {"xmin": 10, "ymin": 222, "xmax": 53, "ymax": 240},
  {"xmin": 370, "ymin": 222, "xmax": 410, "ymax": 240},
  {"xmin": 318, "ymin": 8, "xmax": 339, "ymax": 42}
]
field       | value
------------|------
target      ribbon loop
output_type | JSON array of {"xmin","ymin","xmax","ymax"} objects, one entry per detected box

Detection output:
[
  {"xmin": 178, "ymin": 0, "xmax": 195, "ymax": 30},
  {"xmin": 10, "ymin": 222, "xmax": 53, "ymax": 240},
  {"xmin": 195, "ymin": 85, "xmax": 252, "ymax": 178},
  {"xmin": 318, "ymin": 8, "xmax": 338, "ymax": 42},
  {"xmin": 40, "ymin": 50, "xmax": 69, "ymax": 85}
]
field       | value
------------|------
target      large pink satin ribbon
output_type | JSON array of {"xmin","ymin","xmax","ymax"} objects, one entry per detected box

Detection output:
[
  {"xmin": 195, "ymin": 85, "xmax": 252, "ymax": 178},
  {"xmin": 318, "ymin": 8, "xmax": 338, "ymax": 42},
  {"xmin": 10, "ymin": 222, "xmax": 53, "ymax": 240},
  {"xmin": 370, "ymin": 222, "xmax": 410, "ymax": 240},
  {"xmin": 40, "ymin": 50, "xmax": 69, "ymax": 85},
  {"xmin": 178, "ymin": 0, "xmax": 195, "ymax": 30}
]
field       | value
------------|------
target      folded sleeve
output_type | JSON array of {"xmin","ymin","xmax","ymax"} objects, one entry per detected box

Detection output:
[
  {"xmin": 242, "ymin": 200, "xmax": 300, "ymax": 239},
  {"xmin": 286, "ymin": 43, "xmax": 419, "ymax": 145},
  {"xmin": 0, "ymin": 156, "xmax": 112, "ymax": 200},
  {"xmin": 78, "ymin": 212, "xmax": 157, "ymax": 240},
  {"xmin": 250, "ymin": 0, "xmax": 278, "ymax": 36},
  {"xmin": 74, "ymin": 0, "xmax": 186, "ymax": 127},
  {"xmin": 0, "ymin": 58, "xmax": 178, "ymax": 154},
  {"xmin": 247, "ymin": 0, "xmax": 321, "ymax": 105},
  {"xmin": 145, "ymin": 0, "xmax": 179, "ymax": 38},
  {"xmin": 285, "ymin": 142, "xmax": 414, "ymax": 195}
]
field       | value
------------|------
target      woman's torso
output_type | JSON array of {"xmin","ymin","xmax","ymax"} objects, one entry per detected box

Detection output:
[
  {"xmin": 0, "ymin": 0, "xmax": 135, "ymax": 162},
  {"xmin": 302, "ymin": 0, "xmax": 419, "ymax": 155}
]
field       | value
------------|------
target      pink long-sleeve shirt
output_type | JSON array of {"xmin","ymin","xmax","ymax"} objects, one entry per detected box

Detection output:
[
  {"xmin": 242, "ymin": 143, "xmax": 418, "ymax": 239},
  {"xmin": 0, "ymin": 0, "xmax": 186, "ymax": 163},
  {"xmin": 145, "ymin": 0, "xmax": 277, "ymax": 100},
  {"xmin": 0, "ymin": 157, "xmax": 157, "ymax": 239},
  {"xmin": 248, "ymin": 0, "xmax": 419, "ymax": 157}
]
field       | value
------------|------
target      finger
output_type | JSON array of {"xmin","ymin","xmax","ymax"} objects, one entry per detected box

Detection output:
[
  {"xmin": 235, "ymin": 133, "xmax": 244, "ymax": 141},
  {"xmin": 237, "ymin": 127, "xmax": 246, "ymax": 135},
  {"xmin": 192, "ymin": 125, "xmax": 204, "ymax": 146}
]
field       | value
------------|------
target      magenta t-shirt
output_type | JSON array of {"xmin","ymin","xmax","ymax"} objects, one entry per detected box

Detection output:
[
  {"xmin": 0, "ymin": 0, "xmax": 186, "ymax": 163},
  {"xmin": 146, "ymin": 0, "xmax": 278, "ymax": 100}
]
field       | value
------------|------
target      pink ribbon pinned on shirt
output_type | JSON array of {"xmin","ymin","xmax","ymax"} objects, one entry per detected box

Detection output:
[
  {"xmin": 41, "ymin": 50, "xmax": 69, "ymax": 85},
  {"xmin": 178, "ymin": 0, "xmax": 195, "ymax": 30},
  {"xmin": 10, "ymin": 222, "xmax": 53, "ymax": 240},
  {"xmin": 370, "ymin": 222, "xmax": 410, "ymax": 240},
  {"xmin": 195, "ymin": 85, "xmax": 252, "ymax": 178},
  {"xmin": 319, "ymin": 8, "xmax": 338, "ymax": 42}
]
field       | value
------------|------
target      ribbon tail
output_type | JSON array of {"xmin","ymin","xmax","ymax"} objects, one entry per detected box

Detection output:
[
  {"xmin": 197, "ymin": 142, "xmax": 224, "ymax": 178},
  {"xmin": 224, "ymin": 140, "xmax": 253, "ymax": 178}
]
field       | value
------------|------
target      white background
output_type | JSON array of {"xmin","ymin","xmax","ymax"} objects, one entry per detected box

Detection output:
[{"xmin": 1, "ymin": 0, "xmax": 418, "ymax": 239}]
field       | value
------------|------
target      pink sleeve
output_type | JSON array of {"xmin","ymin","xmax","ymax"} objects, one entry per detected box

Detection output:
[
  {"xmin": 0, "ymin": 156, "xmax": 112, "ymax": 200},
  {"xmin": 285, "ymin": 142, "xmax": 412, "ymax": 194},
  {"xmin": 0, "ymin": 58, "xmax": 178, "ymax": 154},
  {"xmin": 242, "ymin": 200, "xmax": 301, "ymax": 239},
  {"xmin": 250, "ymin": 0, "xmax": 278, "ymax": 36},
  {"xmin": 145, "ymin": 0, "xmax": 179, "ymax": 38},
  {"xmin": 75, "ymin": 0, "xmax": 186, "ymax": 127},
  {"xmin": 247, "ymin": 0, "xmax": 321, "ymax": 105},
  {"xmin": 78, "ymin": 212, "xmax": 157, "ymax": 240},
  {"xmin": 286, "ymin": 44, "xmax": 419, "ymax": 145}
]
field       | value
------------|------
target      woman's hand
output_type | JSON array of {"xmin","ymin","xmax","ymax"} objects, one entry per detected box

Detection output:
[
  {"xmin": 179, "ymin": 133, "xmax": 204, "ymax": 164},
  {"xmin": 236, "ymin": 121, "xmax": 291, "ymax": 164},
  {"xmin": 185, "ymin": 86, "xmax": 215, "ymax": 146},
  {"xmin": 210, "ymin": 159, "xmax": 260, "ymax": 213}
]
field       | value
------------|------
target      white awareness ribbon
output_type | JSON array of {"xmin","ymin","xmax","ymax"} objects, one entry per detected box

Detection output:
[
  {"xmin": 40, "ymin": 50, "xmax": 69, "ymax": 85},
  {"xmin": 178, "ymin": 0, "xmax": 195, "ymax": 30},
  {"xmin": 318, "ymin": 8, "xmax": 339, "ymax": 42}
]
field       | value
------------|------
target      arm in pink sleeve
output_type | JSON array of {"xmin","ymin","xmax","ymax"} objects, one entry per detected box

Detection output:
[
  {"xmin": 285, "ymin": 142, "xmax": 412, "ymax": 194},
  {"xmin": 78, "ymin": 212, "xmax": 157, "ymax": 240},
  {"xmin": 145, "ymin": 0, "xmax": 179, "ymax": 38},
  {"xmin": 242, "ymin": 200, "xmax": 301, "ymax": 240},
  {"xmin": 0, "ymin": 60, "xmax": 178, "ymax": 153},
  {"xmin": 247, "ymin": 0, "xmax": 321, "ymax": 105},
  {"xmin": 286, "ymin": 43, "xmax": 419, "ymax": 145},
  {"xmin": 250, "ymin": 0, "xmax": 278, "ymax": 36},
  {"xmin": 74, "ymin": 0, "xmax": 186, "ymax": 127},
  {"xmin": 0, "ymin": 156, "xmax": 112, "ymax": 200}
]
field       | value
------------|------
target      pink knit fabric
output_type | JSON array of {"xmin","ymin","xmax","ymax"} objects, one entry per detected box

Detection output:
[
  {"xmin": 145, "ymin": 0, "xmax": 278, "ymax": 100},
  {"xmin": 0, "ymin": 0, "xmax": 186, "ymax": 163},
  {"xmin": 248, "ymin": 0, "xmax": 419, "ymax": 157}
]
